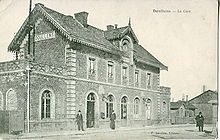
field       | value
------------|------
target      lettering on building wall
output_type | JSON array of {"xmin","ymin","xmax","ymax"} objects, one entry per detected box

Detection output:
[{"xmin": 35, "ymin": 31, "xmax": 55, "ymax": 42}]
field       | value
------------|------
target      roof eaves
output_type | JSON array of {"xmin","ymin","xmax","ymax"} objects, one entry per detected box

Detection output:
[
  {"xmin": 189, "ymin": 90, "xmax": 217, "ymax": 102},
  {"xmin": 38, "ymin": 5, "xmax": 72, "ymax": 40},
  {"xmin": 137, "ymin": 59, "xmax": 168, "ymax": 70},
  {"xmin": 39, "ymin": 5, "xmax": 120, "ymax": 56},
  {"xmin": 8, "ymin": 9, "xmax": 36, "ymax": 52},
  {"xmin": 128, "ymin": 27, "xmax": 139, "ymax": 43}
]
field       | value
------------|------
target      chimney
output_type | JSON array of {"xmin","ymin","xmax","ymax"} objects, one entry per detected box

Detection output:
[
  {"xmin": 182, "ymin": 93, "xmax": 185, "ymax": 101},
  {"xmin": 186, "ymin": 95, "xmax": 188, "ymax": 102},
  {"xmin": 74, "ymin": 11, "xmax": 88, "ymax": 27},
  {"xmin": 115, "ymin": 24, "xmax": 118, "ymax": 29},
  {"xmin": 35, "ymin": 3, "xmax": 44, "ymax": 7},
  {"xmin": 107, "ymin": 25, "xmax": 114, "ymax": 31},
  {"xmin": 202, "ymin": 85, "xmax": 206, "ymax": 93}
]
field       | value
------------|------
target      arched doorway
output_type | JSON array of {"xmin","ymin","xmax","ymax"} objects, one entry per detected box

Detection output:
[{"xmin": 86, "ymin": 92, "xmax": 96, "ymax": 128}]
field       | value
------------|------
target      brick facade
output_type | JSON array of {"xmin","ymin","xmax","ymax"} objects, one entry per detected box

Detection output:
[{"xmin": 0, "ymin": 3, "xmax": 171, "ymax": 132}]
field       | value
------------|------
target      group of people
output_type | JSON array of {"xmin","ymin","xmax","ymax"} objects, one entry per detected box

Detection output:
[
  {"xmin": 76, "ymin": 110, "xmax": 116, "ymax": 131},
  {"xmin": 77, "ymin": 110, "xmax": 205, "ymax": 132}
]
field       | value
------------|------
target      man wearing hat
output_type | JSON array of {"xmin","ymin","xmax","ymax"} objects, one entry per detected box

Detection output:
[
  {"xmin": 76, "ymin": 110, "xmax": 84, "ymax": 131},
  {"xmin": 110, "ymin": 110, "xmax": 116, "ymax": 130},
  {"xmin": 195, "ymin": 112, "xmax": 204, "ymax": 132}
]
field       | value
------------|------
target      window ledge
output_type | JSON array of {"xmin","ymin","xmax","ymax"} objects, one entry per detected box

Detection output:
[{"xmin": 39, "ymin": 118, "xmax": 56, "ymax": 122}]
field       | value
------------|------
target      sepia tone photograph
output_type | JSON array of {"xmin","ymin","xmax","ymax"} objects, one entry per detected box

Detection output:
[{"xmin": 0, "ymin": 0, "xmax": 218, "ymax": 139}]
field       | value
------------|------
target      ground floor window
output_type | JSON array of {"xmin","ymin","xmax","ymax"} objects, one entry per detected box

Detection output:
[
  {"xmin": 41, "ymin": 90, "xmax": 52, "ymax": 119},
  {"xmin": 134, "ymin": 97, "xmax": 140, "ymax": 118},
  {"xmin": 6, "ymin": 89, "xmax": 17, "ymax": 110},
  {"xmin": 106, "ymin": 95, "xmax": 114, "ymax": 118},
  {"xmin": 121, "ymin": 96, "xmax": 128, "ymax": 119},
  {"xmin": 162, "ymin": 101, "xmax": 167, "ymax": 116},
  {"xmin": 0, "ymin": 91, "xmax": 3, "ymax": 110},
  {"xmin": 146, "ymin": 99, "xmax": 152, "ymax": 120}
]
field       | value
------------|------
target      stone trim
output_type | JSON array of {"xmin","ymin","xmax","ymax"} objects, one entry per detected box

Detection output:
[
  {"xmin": 30, "ymin": 71, "xmax": 165, "ymax": 94},
  {"xmin": 65, "ymin": 47, "xmax": 76, "ymax": 118},
  {"xmin": 76, "ymin": 77, "xmax": 162, "ymax": 94}
]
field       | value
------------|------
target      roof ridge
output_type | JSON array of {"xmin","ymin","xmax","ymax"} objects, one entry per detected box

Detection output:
[
  {"xmin": 87, "ymin": 24, "xmax": 104, "ymax": 32},
  {"xmin": 135, "ymin": 44, "xmax": 167, "ymax": 67},
  {"xmin": 104, "ymin": 26, "xmax": 128, "ymax": 32},
  {"xmin": 41, "ymin": 5, "xmax": 67, "ymax": 17},
  {"xmin": 189, "ymin": 90, "xmax": 217, "ymax": 102}
]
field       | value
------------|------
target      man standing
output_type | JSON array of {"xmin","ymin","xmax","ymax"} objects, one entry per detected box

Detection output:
[
  {"xmin": 76, "ymin": 110, "xmax": 84, "ymax": 131},
  {"xmin": 195, "ymin": 112, "xmax": 204, "ymax": 132},
  {"xmin": 110, "ymin": 110, "xmax": 116, "ymax": 130}
]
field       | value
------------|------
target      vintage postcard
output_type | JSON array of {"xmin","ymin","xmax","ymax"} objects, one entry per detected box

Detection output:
[{"xmin": 0, "ymin": 0, "xmax": 218, "ymax": 139}]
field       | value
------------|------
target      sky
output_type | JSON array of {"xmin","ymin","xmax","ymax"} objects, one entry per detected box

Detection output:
[{"xmin": 0, "ymin": 0, "xmax": 218, "ymax": 101}]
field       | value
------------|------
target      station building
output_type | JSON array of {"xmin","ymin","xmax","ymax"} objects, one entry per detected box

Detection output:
[{"xmin": 0, "ymin": 3, "xmax": 171, "ymax": 132}]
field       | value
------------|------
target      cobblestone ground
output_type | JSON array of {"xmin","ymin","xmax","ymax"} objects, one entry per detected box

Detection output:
[{"xmin": 3, "ymin": 124, "xmax": 217, "ymax": 140}]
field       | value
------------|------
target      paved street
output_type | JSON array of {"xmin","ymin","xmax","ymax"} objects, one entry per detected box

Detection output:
[{"xmin": 1, "ymin": 124, "xmax": 217, "ymax": 140}]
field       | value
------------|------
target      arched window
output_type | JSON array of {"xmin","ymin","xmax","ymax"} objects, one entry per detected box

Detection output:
[
  {"xmin": 6, "ymin": 89, "xmax": 17, "ymax": 110},
  {"xmin": 146, "ymin": 99, "xmax": 152, "ymax": 120},
  {"xmin": 121, "ymin": 96, "xmax": 128, "ymax": 119},
  {"xmin": 87, "ymin": 93, "xmax": 96, "ymax": 101},
  {"xmin": 41, "ymin": 90, "xmax": 53, "ymax": 119},
  {"xmin": 134, "ymin": 97, "xmax": 140, "ymax": 118},
  {"xmin": 162, "ymin": 101, "xmax": 167, "ymax": 115},
  {"xmin": 0, "ymin": 91, "xmax": 3, "ymax": 110},
  {"xmin": 106, "ymin": 95, "xmax": 114, "ymax": 118},
  {"xmin": 121, "ymin": 39, "xmax": 130, "ymax": 51}
]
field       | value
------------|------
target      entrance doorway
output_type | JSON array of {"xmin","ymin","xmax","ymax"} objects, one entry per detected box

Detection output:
[{"xmin": 86, "ymin": 93, "xmax": 96, "ymax": 128}]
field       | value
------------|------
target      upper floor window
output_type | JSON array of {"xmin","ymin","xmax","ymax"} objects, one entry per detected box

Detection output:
[
  {"xmin": 122, "ymin": 66, "xmax": 128, "ymax": 79},
  {"xmin": 89, "ymin": 57, "xmax": 96, "ymax": 74},
  {"xmin": 147, "ymin": 73, "xmax": 151, "ymax": 87},
  {"xmin": 108, "ymin": 61, "xmax": 114, "ymax": 78},
  {"xmin": 135, "ymin": 70, "xmax": 139, "ymax": 83}
]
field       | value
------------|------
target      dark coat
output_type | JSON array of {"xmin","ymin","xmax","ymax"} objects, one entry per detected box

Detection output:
[
  {"xmin": 195, "ymin": 115, "xmax": 204, "ymax": 126},
  {"xmin": 110, "ymin": 112, "xmax": 116, "ymax": 130},
  {"xmin": 76, "ymin": 113, "xmax": 83, "ymax": 124},
  {"xmin": 110, "ymin": 112, "xmax": 116, "ymax": 121}
]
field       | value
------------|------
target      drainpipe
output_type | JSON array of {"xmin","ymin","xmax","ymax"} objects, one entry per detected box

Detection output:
[
  {"xmin": 26, "ymin": 0, "xmax": 32, "ymax": 133},
  {"xmin": 26, "ymin": 63, "xmax": 31, "ymax": 133}
]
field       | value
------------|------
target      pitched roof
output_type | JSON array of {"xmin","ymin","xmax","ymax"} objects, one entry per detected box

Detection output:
[
  {"xmin": 104, "ymin": 26, "xmax": 139, "ymax": 43},
  {"xmin": 134, "ymin": 44, "xmax": 168, "ymax": 70},
  {"xmin": 8, "ymin": 3, "xmax": 167, "ymax": 70},
  {"xmin": 189, "ymin": 90, "xmax": 218, "ymax": 104},
  {"xmin": 170, "ymin": 101, "xmax": 197, "ymax": 110},
  {"xmin": 40, "ymin": 5, "xmax": 120, "ymax": 54}
]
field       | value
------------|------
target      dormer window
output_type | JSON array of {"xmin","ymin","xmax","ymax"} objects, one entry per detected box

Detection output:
[{"xmin": 122, "ymin": 39, "xmax": 130, "ymax": 51}]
